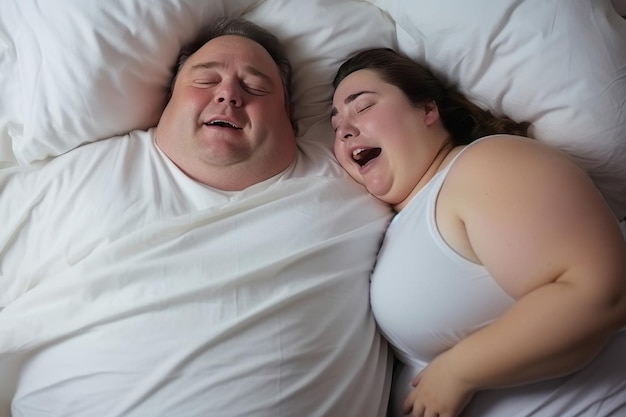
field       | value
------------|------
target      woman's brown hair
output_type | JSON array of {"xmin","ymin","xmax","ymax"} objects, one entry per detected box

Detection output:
[{"xmin": 333, "ymin": 48, "xmax": 530, "ymax": 145}]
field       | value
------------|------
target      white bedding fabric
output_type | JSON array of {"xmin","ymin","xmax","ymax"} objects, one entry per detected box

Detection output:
[
  {"xmin": 0, "ymin": 0, "xmax": 396, "ymax": 164},
  {"xmin": 2, "ymin": 0, "xmax": 625, "ymax": 217},
  {"xmin": 368, "ymin": 0, "xmax": 626, "ymax": 219},
  {"xmin": 1, "ymin": 0, "xmax": 626, "ymax": 415},
  {"xmin": 0, "ymin": 129, "xmax": 393, "ymax": 417},
  {"xmin": 391, "ymin": 331, "xmax": 626, "ymax": 417}
]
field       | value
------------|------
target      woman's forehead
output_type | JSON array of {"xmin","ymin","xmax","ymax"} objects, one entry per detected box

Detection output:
[{"xmin": 334, "ymin": 70, "xmax": 383, "ymax": 101}]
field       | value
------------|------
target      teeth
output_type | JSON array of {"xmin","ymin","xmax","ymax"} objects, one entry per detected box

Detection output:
[
  {"xmin": 352, "ymin": 148, "xmax": 366, "ymax": 160},
  {"xmin": 209, "ymin": 120, "xmax": 239, "ymax": 129}
]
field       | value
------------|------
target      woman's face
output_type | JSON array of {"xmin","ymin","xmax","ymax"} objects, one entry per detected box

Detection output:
[{"xmin": 331, "ymin": 69, "xmax": 443, "ymax": 208}]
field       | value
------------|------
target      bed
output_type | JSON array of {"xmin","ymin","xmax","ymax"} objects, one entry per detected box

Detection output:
[{"xmin": 1, "ymin": 0, "xmax": 625, "ymax": 416}]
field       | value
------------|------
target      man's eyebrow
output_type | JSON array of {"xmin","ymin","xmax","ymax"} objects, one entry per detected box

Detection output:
[
  {"xmin": 190, "ymin": 61, "xmax": 222, "ymax": 72},
  {"xmin": 190, "ymin": 61, "xmax": 274, "ymax": 86},
  {"xmin": 330, "ymin": 90, "xmax": 374, "ymax": 118}
]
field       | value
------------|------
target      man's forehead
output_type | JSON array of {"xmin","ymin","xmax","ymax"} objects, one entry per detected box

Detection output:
[
  {"xmin": 194, "ymin": 36, "xmax": 272, "ymax": 63},
  {"xmin": 185, "ymin": 36, "xmax": 276, "ymax": 73}
]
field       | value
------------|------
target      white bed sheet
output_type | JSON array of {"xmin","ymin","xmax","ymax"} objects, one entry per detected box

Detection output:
[{"xmin": 0, "ymin": 129, "xmax": 393, "ymax": 416}]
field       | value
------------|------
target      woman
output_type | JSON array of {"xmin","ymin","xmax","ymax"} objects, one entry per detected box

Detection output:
[{"xmin": 330, "ymin": 48, "xmax": 626, "ymax": 417}]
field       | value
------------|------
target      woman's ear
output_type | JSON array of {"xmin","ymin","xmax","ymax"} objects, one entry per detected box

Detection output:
[{"xmin": 422, "ymin": 100, "xmax": 440, "ymax": 126}]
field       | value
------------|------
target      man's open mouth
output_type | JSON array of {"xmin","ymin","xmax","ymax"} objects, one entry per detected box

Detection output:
[
  {"xmin": 205, "ymin": 119, "xmax": 242, "ymax": 130},
  {"xmin": 352, "ymin": 147, "xmax": 382, "ymax": 167}
]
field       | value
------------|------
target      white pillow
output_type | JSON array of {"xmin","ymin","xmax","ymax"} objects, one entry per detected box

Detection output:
[
  {"xmin": 0, "ymin": 0, "xmax": 394, "ymax": 164},
  {"xmin": 245, "ymin": 0, "xmax": 396, "ymax": 139},
  {"xmin": 367, "ymin": 0, "xmax": 626, "ymax": 220},
  {"xmin": 0, "ymin": 0, "xmax": 263, "ymax": 165}
]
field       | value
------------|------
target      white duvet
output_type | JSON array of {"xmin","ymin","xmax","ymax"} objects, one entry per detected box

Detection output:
[{"xmin": 0, "ymin": 129, "xmax": 393, "ymax": 417}]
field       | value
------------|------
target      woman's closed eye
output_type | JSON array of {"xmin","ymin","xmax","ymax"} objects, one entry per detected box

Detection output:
[
  {"xmin": 331, "ymin": 107, "xmax": 372, "ymax": 132},
  {"xmin": 356, "ymin": 102, "xmax": 374, "ymax": 113}
]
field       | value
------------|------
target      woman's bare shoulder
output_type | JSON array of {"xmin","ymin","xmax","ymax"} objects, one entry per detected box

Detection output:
[
  {"xmin": 442, "ymin": 134, "xmax": 623, "ymax": 298},
  {"xmin": 447, "ymin": 134, "xmax": 592, "ymax": 199},
  {"xmin": 458, "ymin": 134, "xmax": 575, "ymax": 168}
]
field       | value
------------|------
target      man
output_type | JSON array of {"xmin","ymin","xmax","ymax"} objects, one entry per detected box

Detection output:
[
  {"xmin": 154, "ymin": 18, "xmax": 297, "ymax": 191},
  {"xmin": 0, "ymin": 18, "xmax": 392, "ymax": 416}
]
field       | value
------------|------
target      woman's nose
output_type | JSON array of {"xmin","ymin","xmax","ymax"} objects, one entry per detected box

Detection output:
[{"xmin": 336, "ymin": 123, "xmax": 359, "ymax": 141}]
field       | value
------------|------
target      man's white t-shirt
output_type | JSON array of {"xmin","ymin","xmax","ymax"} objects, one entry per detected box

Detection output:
[{"xmin": 0, "ymin": 128, "xmax": 392, "ymax": 417}]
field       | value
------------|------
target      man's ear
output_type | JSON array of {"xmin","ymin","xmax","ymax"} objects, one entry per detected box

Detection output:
[{"xmin": 422, "ymin": 100, "xmax": 440, "ymax": 126}]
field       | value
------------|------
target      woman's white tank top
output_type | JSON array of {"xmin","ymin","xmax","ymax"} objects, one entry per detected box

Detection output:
[
  {"xmin": 371, "ymin": 141, "xmax": 626, "ymax": 417},
  {"xmin": 370, "ymin": 146, "xmax": 515, "ymax": 369}
]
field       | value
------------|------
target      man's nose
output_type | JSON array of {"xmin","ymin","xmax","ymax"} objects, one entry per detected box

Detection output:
[{"xmin": 215, "ymin": 83, "xmax": 242, "ymax": 107}]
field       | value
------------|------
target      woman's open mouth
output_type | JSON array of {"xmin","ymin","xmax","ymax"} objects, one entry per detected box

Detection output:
[{"xmin": 352, "ymin": 147, "xmax": 382, "ymax": 167}]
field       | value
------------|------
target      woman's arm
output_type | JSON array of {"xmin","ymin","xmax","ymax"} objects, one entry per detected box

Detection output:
[{"xmin": 404, "ymin": 135, "xmax": 626, "ymax": 417}]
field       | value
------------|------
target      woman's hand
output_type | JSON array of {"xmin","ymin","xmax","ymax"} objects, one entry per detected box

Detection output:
[{"xmin": 402, "ymin": 352, "xmax": 475, "ymax": 417}]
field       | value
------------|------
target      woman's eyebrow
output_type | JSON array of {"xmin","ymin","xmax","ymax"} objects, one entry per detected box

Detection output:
[{"xmin": 331, "ymin": 90, "xmax": 374, "ymax": 117}]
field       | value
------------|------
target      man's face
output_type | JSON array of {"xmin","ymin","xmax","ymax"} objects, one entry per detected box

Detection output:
[{"xmin": 155, "ymin": 35, "xmax": 296, "ymax": 191}]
